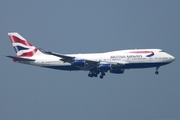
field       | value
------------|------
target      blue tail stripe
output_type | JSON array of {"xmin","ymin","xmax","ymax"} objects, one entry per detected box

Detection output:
[{"xmin": 14, "ymin": 46, "xmax": 29, "ymax": 52}]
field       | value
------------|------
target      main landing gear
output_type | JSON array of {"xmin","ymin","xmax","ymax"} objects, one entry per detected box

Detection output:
[
  {"xmin": 155, "ymin": 67, "xmax": 159, "ymax": 75},
  {"xmin": 88, "ymin": 73, "xmax": 96, "ymax": 77},
  {"xmin": 99, "ymin": 72, "xmax": 105, "ymax": 79},
  {"xmin": 88, "ymin": 72, "xmax": 105, "ymax": 79}
]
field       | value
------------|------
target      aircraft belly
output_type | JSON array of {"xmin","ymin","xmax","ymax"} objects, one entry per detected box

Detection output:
[
  {"xmin": 42, "ymin": 65, "xmax": 81, "ymax": 71},
  {"xmin": 123, "ymin": 62, "xmax": 171, "ymax": 69}
]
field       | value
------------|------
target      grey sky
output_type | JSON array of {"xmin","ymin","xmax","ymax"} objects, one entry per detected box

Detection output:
[{"xmin": 0, "ymin": 0, "xmax": 180, "ymax": 120}]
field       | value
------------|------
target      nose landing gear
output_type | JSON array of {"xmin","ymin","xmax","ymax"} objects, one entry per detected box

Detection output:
[{"xmin": 155, "ymin": 67, "xmax": 159, "ymax": 75}]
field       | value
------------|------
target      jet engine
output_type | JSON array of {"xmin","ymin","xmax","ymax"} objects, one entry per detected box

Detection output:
[
  {"xmin": 98, "ymin": 64, "xmax": 112, "ymax": 70},
  {"xmin": 72, "ymin": 60, "xmax": 87, "ymax": 66}
]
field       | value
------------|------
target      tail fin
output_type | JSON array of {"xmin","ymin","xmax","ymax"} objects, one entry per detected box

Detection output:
[{"xmin": 8, "ymin": 32, "xmax": 43, "ymax": 57}]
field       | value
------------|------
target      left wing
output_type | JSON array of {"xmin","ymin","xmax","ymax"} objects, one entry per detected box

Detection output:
[
  {"xmin": 45, "ymin": 51, "xmax": 75, "ymax": 63},
  {"xmin": 45, "ymin": 51, "xmax": 99, "ymax": 69}
]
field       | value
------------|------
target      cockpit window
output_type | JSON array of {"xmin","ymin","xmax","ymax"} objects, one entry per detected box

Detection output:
[{"xmin": 159, "ymin": 50, "xmax": 164, "ymax": 52}]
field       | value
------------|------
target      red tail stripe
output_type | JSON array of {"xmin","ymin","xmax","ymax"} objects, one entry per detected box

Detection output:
[
  {"xmin": 19, "ymin": 48, "xmax": 38, "ymax": 57},
  {"xmin": 9, "ymin": 36, "xmax": 33, "ymax": 46}
]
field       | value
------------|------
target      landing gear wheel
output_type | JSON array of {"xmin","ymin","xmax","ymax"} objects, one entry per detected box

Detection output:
[
  {"xmin": 101, "ymin": 72, "xmax": 105, "ymax": 76},
  {"xmin": 88, "ymin": 73, "xmax": 93, "ymax": 77},
  {"xmin": 88, "ymin": 72, "xmax": 99, "ymax": 78},
  {"xmin": 99, "ymin": 72, "xmax": 105, "ymax": 79},
  {"xmin": 155, "ymin": 71, "xmax": 159, "ymax": 75}
]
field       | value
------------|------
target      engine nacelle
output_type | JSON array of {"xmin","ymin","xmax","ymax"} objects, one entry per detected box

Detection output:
[
  {"xmin": 110, "ymin": 69, "xmax": 124, "ymax": 74},
  {"xmin": 72, "ymin": 60, "xmax": 87, "ymax": 66},
  {"xmin": 98, "ymin": 64, "xmax": 111, "ymax": 70}
]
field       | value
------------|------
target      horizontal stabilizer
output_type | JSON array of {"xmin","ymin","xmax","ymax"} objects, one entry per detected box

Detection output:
[{"xmin": 6, "ymin": 55, "xmax": 35, "ymax": 61}]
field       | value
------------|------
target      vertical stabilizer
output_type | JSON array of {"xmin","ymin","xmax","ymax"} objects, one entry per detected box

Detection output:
[{"xmin": 8, "ymin": 32, "xmax": 44, "ymax": 57}]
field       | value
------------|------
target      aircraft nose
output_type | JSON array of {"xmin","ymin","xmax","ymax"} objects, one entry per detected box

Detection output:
[
  {"xmin": 170, "ymin": 55, "xmax": 175, "ymax": 62},
  {"xmin": 172, "ymin": 56, "xmax": 175, "ymax": 61}
]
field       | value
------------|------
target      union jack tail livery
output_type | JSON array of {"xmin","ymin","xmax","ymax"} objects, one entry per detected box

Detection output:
[{"xmin": 8, "ymin": 32, "xmax": 44, "ymax": 58}]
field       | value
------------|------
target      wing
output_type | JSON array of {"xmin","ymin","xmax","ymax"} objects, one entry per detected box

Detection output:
[
  {"xmin": 45, "ymin": 51, "xmax": 75, "ymax": 63},
  {"xmin": 45, "ymin": 51, "xmax": 127, "ymax": 70},
  {"xmin": 45, "ymin": 51, "xmax": 99, "ymax": 69}
]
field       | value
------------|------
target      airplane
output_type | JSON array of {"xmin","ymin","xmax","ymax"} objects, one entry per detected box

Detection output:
[{"xmin": 6, "ymin": 32, "xmax": 175, "ymax": 79}]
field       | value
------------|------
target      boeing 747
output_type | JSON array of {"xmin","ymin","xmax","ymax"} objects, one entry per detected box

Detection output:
[{"xmin": 6, "ymin": 32, "xmax": 175, "ymax": 79}]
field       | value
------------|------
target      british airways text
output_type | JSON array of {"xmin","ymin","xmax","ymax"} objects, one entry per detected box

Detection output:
[{"xmin": 110, "ymin": 55, "xmax": 142, "ymax": 59}]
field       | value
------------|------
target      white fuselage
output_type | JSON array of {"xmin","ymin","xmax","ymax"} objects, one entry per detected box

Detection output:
[{"xmin": 20, "ymin": 49, "xmax": 175, "ymax": 71}]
